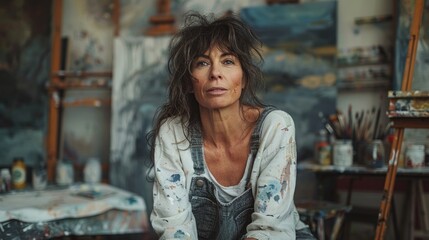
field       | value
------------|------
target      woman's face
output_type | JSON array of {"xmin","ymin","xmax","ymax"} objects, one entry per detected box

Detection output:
[{"xmin": 190, "ymin": 46, "xmax": 244, "ymax": 111}]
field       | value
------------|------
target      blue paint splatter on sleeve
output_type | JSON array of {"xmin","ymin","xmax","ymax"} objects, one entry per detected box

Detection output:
[
  {"xmin": 257, "ymin": 181, "xmax": 282, "ymax": 212},
  {"xmin": 168, "ymin": 174, "xmax": 181, "ymax": 182},
  {"xmin": 174, "ymin": 229, "xmax": 185, "ymax": 238},
  {"xmin": 126, "ymin": 196, "xmax": 138, "ymax": 205}
]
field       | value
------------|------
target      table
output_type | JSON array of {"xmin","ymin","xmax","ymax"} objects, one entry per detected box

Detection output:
[
  {"xmin": 298, "ymin": 161, "xmax": 429, "ymax": 239},
  {"xmin": 298, "ymin": 162, "xmax": 429, "ymax": 177},
  {"xmin": 0, "ymin": 183, "xmax": 150, "ymax": 239}
]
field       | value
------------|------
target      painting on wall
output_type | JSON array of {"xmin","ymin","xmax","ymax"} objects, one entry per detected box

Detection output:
[
  {"xmin": 119, "ymin": 0, "xmax": 159, "ymax": 37},
  {"xmin": 0, "ymin": 0, "xmax": 52, "ymax": 166},
  {"xmin": 395, "ymin": 0, "xmax": 429, "ymax": 147},
  {"xmin": 240, "ymin": 1, "xmax": 337, "ymax": 160},
  {"xmin": 61, "ymin": 0, "xmax": 115, "ymax": 71},
  {"xmin": 110, "ymin": 36, "xmax": 171, "ymax": 209},
  {"xmin": 394, "ymin": 0, "xmax": 429, "ymax": 90}
]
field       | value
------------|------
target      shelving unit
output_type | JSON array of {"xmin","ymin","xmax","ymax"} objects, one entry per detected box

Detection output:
[
  {"xmin": 354, "ymin": 14, "xmax": 393, "ymax": 25},
  {"xmin": 337, "ymin": 9, "xmax": 394, "ymax": 92},
  {"xmin": 337, "ymin": 54, "xmax": 392, "ymax": 91}
]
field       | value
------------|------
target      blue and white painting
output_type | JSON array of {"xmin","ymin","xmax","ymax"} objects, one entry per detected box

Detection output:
[
  {"xmin": 0, "ymin": 0, "xmax": 52, "ymax": 167},
  {"xmin": 394, "ymin": 0, "xmax": 429, "ymax": 90},
  {"xmin": 241, "ymin": 1, "xmax": 337, "ymax": 160}
]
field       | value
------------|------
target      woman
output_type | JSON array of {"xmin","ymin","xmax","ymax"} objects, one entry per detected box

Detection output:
[{"xmin": 148, "ymin": 12, "xmax": 315, "ymax": 240}]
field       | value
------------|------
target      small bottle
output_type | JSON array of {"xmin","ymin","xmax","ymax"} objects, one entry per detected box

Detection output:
[
  {"xmin": 364, "ymin": 140, "xmax": 385, "ymax": 168},
  {"xmin": 84, "ymin": 158, "xmax": 101, "ymax": 184},
  {"xmin": 56, "ymin": 159, "xmax": 74, "ymax": 186},
  {"xmin": 12, "ymin": 157, "xmax": 27, "ymax": 190},
  {"xmin": 425, "ymin": 144, "xmax": 429, "ymax": 167},
  {"xmin": 315, "ymin": 129, "xmax": 331, "ymax": 165},
  {"xmin": 32, "ymin": 160, "xmax": 47, "ymax": 190},
  {"xmin": 1, "ymin": 168, "xmax": 11, "ymax": 192},
  {"xmin": 405, "ymin": 144, "xmax": 425, "ymax": 168}
]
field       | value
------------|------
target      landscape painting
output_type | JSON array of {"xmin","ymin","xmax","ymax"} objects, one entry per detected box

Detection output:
[
  {"xmin": 240, "ymin": 1, "xmax": 337, "ymax": 160},
  {"xmin": 0, "ymin": 0, "xmax": 52, "ymax": 167},
  {"xmin": 394, "ymin": 0, "xmax": 429, "ymax": 90}
]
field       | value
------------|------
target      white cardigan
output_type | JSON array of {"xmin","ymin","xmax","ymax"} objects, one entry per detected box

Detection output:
[{"xmin": 151, "ymin": 109, "xmax": 307, "ymax": 240}]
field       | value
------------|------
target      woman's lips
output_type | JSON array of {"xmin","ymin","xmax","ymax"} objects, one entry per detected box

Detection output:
[{"xmin": 206, "ymin": 87, "xmax": 227, "ymax": 95}]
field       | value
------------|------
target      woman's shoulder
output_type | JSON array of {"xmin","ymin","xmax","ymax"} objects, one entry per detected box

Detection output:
[
  {"xmin": 159, "ymin": 116, "xmax": 185, "ymax": 134},
  {"xmin": 262, "ymin": 107, "xmax": 294, "ymax": 126}
]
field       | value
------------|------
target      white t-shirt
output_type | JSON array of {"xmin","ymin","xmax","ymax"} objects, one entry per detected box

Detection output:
[{"xmin": 204, "ymin": 153, "xmax": 252, "ymax": 203}]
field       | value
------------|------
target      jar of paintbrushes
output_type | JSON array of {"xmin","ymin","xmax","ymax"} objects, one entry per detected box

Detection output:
[{"xmin": 325, "ymin": 106, "xmax": 391, "ymax": 168}]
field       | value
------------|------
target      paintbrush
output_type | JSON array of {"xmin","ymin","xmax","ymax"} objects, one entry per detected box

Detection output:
[
  {"xmin": 329, "ymin": 114, "xmax": 345, "ymax": 139},
  {"xmin": 363, "ymin": 109, "xmax": 374, "ymax": 142},
  {"xmin": 381, "ymin": 121, "xmax": 393, "ymax": 139},
  {"xmin": 348, "ymin": 105, "xmax": 353, "ymax": 138},
  {"xmin": 336, "ymin": 110, "xmax": 348, "ymax": 139},
  {"xmin": 373, "ymin": 107, "xmax": 381, "ymax": 139},
  {"xmin": 356, "ymin": 110, "xmax": 364, "ymax": 141},
  {"xmin": 325, "ymin": 123, "xmax": 335, "ymax": 136},
  {"xmin": 353, "ymin": 112, "xmax": 359, "ymax": 141}
]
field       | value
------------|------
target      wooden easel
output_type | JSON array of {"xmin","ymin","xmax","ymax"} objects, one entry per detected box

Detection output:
[
  {"xmin": 46, "ymin": 0, "xmax": 120, "ymax": 182},
  {"xmin": 145, "ymin": 0, "xmax": 176, "ymax": 36},
  {"xmin": 374, "ymin": 0, "xmax": 426, "ymax": 239}
]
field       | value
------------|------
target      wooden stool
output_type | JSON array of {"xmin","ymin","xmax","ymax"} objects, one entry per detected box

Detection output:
[{"xmin": 296, "ymin": 200, "xmax": 352, "ymax": 240}]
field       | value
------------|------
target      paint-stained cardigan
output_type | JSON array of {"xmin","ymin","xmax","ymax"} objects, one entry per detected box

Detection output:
[{"xmin": 151, "ymin": 109, "xmax": 307, "ymax": 240}]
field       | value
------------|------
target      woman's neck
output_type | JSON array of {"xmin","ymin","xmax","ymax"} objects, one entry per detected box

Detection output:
[{"xmin": 199, "ymin": 105, "xmax": 259, "ymax": 147}]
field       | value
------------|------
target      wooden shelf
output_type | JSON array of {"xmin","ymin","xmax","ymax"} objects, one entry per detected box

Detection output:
[
  {"xmin": 48, "ymin": 79, "xmax": 112, "ymax": 90},
  {"xmin": 337, "ymin": 79, "xmax": 391, "ymax": 91},
  {"xmin": 337, "ymin": 59, "xmax": 392, "ymax": 91},
  {"xmin": 48, "ymin": 71, "xmax": 112, "ymax": 89},
  {"xmin": 390, "ymin": 117, "xmax": 429, "ymax": 128},
  {"xmin": 62, "ymin": 98, "xmax": 111, "ymax": 107},
  {"xmin": 54, "ymin": 70, "xmax": 112, "ymax": 78},
  {"xmin": 337, "ymin": 61, "xmax": 390, "ymax": 68},
  {"xmin": 354, "ymin": 14, "xmax": 393, "ymax": 25}
]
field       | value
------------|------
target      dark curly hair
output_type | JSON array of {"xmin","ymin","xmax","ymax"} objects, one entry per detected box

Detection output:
[{"xmin": 146, "ymin": 12, "xmax": 266, "ymax": 170}]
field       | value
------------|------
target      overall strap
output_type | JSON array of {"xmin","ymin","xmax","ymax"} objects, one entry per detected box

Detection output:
[
  {"xmin": 190, "ymin": 126, "xmax": 205, "ymax": 175},
  {"xmin": 250, "ymin": 106, "xmax": 276, "ymax": 151},
  {"xmin": 245, "ymin": 106, "xmax": 276, "ymax": 187}
]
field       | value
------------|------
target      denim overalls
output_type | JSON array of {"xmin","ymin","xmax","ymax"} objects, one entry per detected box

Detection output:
[
  {"xmin": 188, "ymin": 108, "xmax": 269, "ymax": 240},
  {"xmin": 188, "ymin": 107, "xmax": 316, "ymax": 240}
]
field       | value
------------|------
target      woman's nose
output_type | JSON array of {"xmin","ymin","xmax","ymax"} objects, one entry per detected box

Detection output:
[{"xmin": 209, "ymin": 64, "xmax": 223, "ymax": 80}]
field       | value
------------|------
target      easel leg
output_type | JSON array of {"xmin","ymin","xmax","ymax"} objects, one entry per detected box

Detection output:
[
  {"xmin": 417, "ymin": 180, "xmax": 429, "ymax": 232},
  {"xmin": 410, "ymin": 180, "xmax": 416, "ymax": 240},
  {"xmin": 391, "ymin": 196, "xmax": 400, "ymax": 240}
]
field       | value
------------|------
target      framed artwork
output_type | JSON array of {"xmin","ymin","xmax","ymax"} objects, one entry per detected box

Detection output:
[
  {"xmin": 110, "ymin": 36, "xmax": 171, "ymax": 209},
  {"xmin": 394, "ymin": 0, "xmax": 429, "ymax": 90},
  {"xmin": 61, "ymin": 0, "xmax": 115, "ymax": 71},
  {"xmin": 0, "ymin": 0, "xmax": 52, "ymax": 166},
  {"xmin": 240, "ymin": 1, "xmax": 338, "ymax": 160}
]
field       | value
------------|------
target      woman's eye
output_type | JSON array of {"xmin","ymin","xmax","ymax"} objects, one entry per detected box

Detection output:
[
  {"xmin": 223, "ymin": 59, "xmax": 234, "ymax": 65},
  {"xmin": 195, "ymin": 61, "xmax": 209, "ymax": 67}
]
